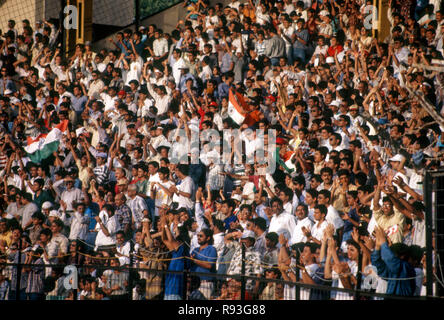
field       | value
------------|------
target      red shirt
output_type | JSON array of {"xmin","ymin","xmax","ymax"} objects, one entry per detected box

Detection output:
[{"xmin": 327, "ymin": 45, "xmax": 344, "ymax": 57}]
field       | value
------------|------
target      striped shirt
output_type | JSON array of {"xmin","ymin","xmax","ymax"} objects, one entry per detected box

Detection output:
[
  {"xmin": 25, "ymin": 258, "xmax": 45, "ymax": 294},
  {"xmin": 93, "ymin": 164, "xmax": 110, "ymax": 186}
]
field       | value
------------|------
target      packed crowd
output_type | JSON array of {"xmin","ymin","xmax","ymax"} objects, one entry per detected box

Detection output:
[{"xmin": 0, "ymin": 0, "xmax": 443, "ymax": 301}]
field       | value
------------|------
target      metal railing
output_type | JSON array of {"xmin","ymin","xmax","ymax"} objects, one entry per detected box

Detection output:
[{"xmin": 0, "ymin": 260, "xmax": 438, "ymax": 301}]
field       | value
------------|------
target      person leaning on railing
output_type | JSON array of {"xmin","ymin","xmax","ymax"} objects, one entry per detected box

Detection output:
[{"xmin": 370, "ymin": 226, "xmax": 417, "ymax": 297}]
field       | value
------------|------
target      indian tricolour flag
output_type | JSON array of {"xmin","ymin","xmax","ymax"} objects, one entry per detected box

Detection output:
[
  {"xmin": 25, "ymin": 120, "xmax": 69, "ymax": 163},
  {"xmin": 228, "ymin": 89, "xmax": 248, "ymax": 126}
]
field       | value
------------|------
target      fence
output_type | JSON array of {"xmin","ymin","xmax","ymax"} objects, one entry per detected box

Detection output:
[
  {"xmin": 0, "ymin": 250, "xmax": 437, "ymax": 301},
  {"xmin": 138, "ymin": 0, "xmax": 183, "ymax": 20},
  {"xmin": 424, "ymin": 170, "xmax": 444, "ymax": 297}
]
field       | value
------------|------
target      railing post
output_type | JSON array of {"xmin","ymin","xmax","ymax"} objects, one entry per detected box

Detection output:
[
  {"xmin": 355, "ymin": 252, "xmax": 363, "ymax": 300},
  {"xmin": 295, "ymin": 251, "xmax": 300, "ymax": 300},
  {"xmin": 135, "ymin": 0, "xmax": 140, "ymax": 30},
  {"xmin": 424, "ymin": 171, "xmax": 434, "ymax": 297},
  {"xmin": 15, "ymin": 239, "xmax": 22, "ymax": 300},
  {"xmin": 241, "ymin": 244, "xmax": 246, "ymax": 300},
  {"xmin": 182, "ymin": 270, "xmax": 188, "ymax": 300},
  {"xmin": 73, "ymin": 261, "xmax": 78, "ymax": 300},
  {"xmin": 128, "ymin": 252, "xmax": 133, "ymax": 300}
]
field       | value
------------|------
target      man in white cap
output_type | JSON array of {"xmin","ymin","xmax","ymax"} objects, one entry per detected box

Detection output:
[
  {"xmin": 41, "ymin": 201, "xmax": 55, "ymax": 228},
  {"xmin": 227, "ymin": 229, "xmax": 262, "ymax": 292},
  {"xmin": 388, "ymin": 154, "xmax": 408, "ymax": 185}
]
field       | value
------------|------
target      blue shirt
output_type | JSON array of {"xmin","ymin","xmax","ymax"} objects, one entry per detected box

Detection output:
[
  {"xmin": 85, "ymin": 202, "xmax": 100, "ymax": 231},
  {"xmin": 165, "ymin": 243, "xmax": 189, "ymax": 297},
  {"xmin": 191, "ymin": 245, "xmax": 217, "ymax": 281},
  {"xmin": 217, "ymin": 82, "xmax": 230, "ymax": 100},
  {"xmin": 179, "ymin": 73, "xmax": 198, "ymax": 93},
  {"xmin": 371, "ymin": 242, "xmax": 416, "ymax": 296},
  {"xmin": 343, "ymin": 208, "xmax": 360, "ymax": 233},
  {"xmin": 223, "ymin": 214, "xmax": 238, "ymax": 230}
]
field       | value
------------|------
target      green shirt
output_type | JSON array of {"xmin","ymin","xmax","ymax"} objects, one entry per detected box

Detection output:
[{"xmin": 33, "ymin": 190, "xmax": 54, "ymax": 208}]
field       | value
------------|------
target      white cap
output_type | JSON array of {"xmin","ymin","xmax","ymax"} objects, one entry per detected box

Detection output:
[
  {"xmin": 42, "ymin": 201, "xmax": 53, "ymax": 210},
  {"xmin": 49, "ymin": 210, "xmax": 59, "ymax": 218},
  {"xmin": 241, "ymin": 230, "xmax": 256, "ymax": 239},
  {"xmin": 3, "ymin": 89, "xmax": 13, "ymax": 95},
  {"xmin": 231, "ymin": 194, "xmax": 242, "ymax": 202},
  {"xmin": 329, "ymin": 100, "xmax": 340, "ymax": 107},
  {"xmin": 389, "ymin": 154, "xmax": 405, "ymax": 162}
]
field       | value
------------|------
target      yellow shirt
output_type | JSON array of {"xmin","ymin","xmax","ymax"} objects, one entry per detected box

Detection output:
[
  {"xmin": 332, "ymin": 184, "xmax": 357, "ymax": 213},
  {"xmin": 76, "ymin": 159, "xmax": 93, "ymax": 189},
  {"xmin": 373, "ymin": 208, "xmax": 405, "ymax": 244},
  {"xmin": 0, "ymin": 231, "xmax": 12, "ymax": 247}
]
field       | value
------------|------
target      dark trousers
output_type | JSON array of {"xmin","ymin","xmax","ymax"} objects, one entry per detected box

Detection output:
[
  {"xmin": 27, "ymin": 293, "xmax": 45, "ymax": 300},
  {"xmin": 8, "ymin": 289, "xmax": 27, "ymax": 300}
]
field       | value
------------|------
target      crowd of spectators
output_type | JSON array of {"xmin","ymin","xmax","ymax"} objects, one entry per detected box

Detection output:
[{"xmin": 0, "ymin": 0, "xmax": 443, "ymax": 300}]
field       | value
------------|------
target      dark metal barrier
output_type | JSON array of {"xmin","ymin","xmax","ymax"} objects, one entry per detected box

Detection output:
[
  {"xmin": 0, "ymin": 262, "xmax": 439, "ymax": 301},
  {"xmin": 424, "ymin": 170, "xmax": 444, "ymax": 297}
]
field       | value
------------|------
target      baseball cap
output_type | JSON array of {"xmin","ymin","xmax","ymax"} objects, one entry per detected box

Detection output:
[
  {"xmin": 389, "ymin": 154, "xmax": 405, "ymax": 162},
  {"xmin": 49, "ymin": 211, "xmax": 59, "ymax": 218},
  {"xmin": 241, "ymin": 230, "xmax": 256, "ymax": 239},
  {"xmin": 329, "ymin": 100, "xmax": 340, "ymax": 107},
  {"xmin": 42, "ymin": 201, "xmax": 52, "ymax": 209}
]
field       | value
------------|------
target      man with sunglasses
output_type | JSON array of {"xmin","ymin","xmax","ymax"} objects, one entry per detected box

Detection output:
[{"xmin": 190, "ymin": 228, "xmax": 217, "ymax": 299}]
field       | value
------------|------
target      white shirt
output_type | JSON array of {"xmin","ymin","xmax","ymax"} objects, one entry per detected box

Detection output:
[
  {"xmin": 60, "ymin": 187, "xmax": 83, "ymax": 211},
  {"xmin": 172, "ymin": 176, "xmax": 195, "ymax": 209},
  {"xmin": 268, "ymin": 212, "xmax": 297, "ymax": 240},
  {"xmin": 153, "ymin": 38, "xmax": 169, "ymax": 57},
  {"xmin": 241, "ymin": 182, "xmax": 255, "ymax": 205},
  {"xmin": 153, "ymin": 180, "xmax": 174, "ymax": 216},
  {"xmin": 332, "ymin": 259, "xmax": 358, "ymax": 300},
  {"xmin": 95, "ymin": 211, "xmax": 120, "ymax": 249},
  {"xmin": 125, "ymin": 57, "xmax": 143, "ymax": 85},
  {"xmin": 116, "ymin": 241, "xmax": 131, "ymax": 266},
  {"xmin": 283, "ymin": 201, "xmax": 293, "ymax": 216},
  {"xmin": 213, "ymin": 232, "xmax": 225, "ymax": 269},
  {"xmin": 300, "ymin": 263, "xmax": 320, "ymax": 300},
  {"xmin": 311, "ymin": 220, "xmax": 329, "ymax": 241},
  {"xmin": 289, "ymin": 217, "xmax": 314, "ymax": 245},
  {"xmin": 101, "ymin": 93, "xmax": 119, "ymax": 113},
  {"xmin": 326, "ymin": 205, "xmax": 345, "ymax": 230},
  {"xmin": 68, "ymin": 211, "xmax": 89, "ymax": 241}
]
